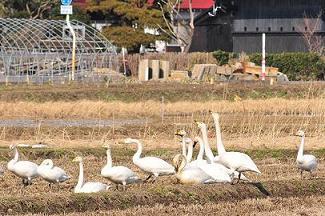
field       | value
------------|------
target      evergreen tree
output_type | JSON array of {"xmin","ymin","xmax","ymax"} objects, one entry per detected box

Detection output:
[{"xmin": 87, "ymin": 0, "xmax": 167, "ymax": 52}]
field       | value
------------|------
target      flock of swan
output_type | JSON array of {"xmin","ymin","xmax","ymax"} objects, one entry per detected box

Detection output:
[{"xmin": 3, "ymin": 112, "xmax": 318, "ymax": 193}]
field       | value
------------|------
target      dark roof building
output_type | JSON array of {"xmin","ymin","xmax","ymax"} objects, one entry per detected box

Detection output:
[{"xmin": 190, "ymin": 0, "xmax": 325, "ymax": 53}]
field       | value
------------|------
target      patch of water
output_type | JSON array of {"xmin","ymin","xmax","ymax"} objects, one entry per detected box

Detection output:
[{"xmin": 0, "ymin": 119, "xmax": 149, "ymax": 128}]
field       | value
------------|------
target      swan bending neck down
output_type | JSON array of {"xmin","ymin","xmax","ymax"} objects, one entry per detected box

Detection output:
[
  {"xmin": 37, "ymin": 159, "xmax": 70, "ymax": 187},
  {"xmin": 101, "ymin": 143, "xmax": 140, "ymax": 190},
  {"xmin": 124, "ymin": 138, "xmax": 175, "ymax": 182},
  {"xmin": 73, "ymin": 156, "xmax": 110, "ymax": 193},
  {"xmin": 7, "ymin": 144, "xmax": 38, "ymax": 186},
  {"xmin": 295, "ymin": 130, "xmax": 317, "ymax": 178},
  {"xmin": 173, "ymin": 154, "xmax": 217, "ymax": 184},
  {"xmin": 197, "ymin": 119, "xmax": 258, "ymax": 183}
]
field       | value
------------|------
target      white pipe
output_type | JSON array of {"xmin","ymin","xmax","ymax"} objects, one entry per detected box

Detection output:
[
  {"xmin": 261, "ymin": 33, "xmax": 266, "ymax": 81},
  {"xmin": 66, "ymin": 14, "xmax": 76, "ymax": 81}
]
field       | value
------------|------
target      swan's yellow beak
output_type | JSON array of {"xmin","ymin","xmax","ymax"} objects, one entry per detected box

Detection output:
[{"xmin": 72, "ymin": 157, "xmax": 82, "ymax": 162}]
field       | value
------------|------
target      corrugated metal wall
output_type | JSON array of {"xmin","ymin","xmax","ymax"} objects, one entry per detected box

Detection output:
[{"xmin": 190, "ymin": 0, "xmax": 325, "ymax": 53}]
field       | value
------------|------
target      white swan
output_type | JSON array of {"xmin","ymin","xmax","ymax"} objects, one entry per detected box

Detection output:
[
  {"xmin": 210, "ymin": 113, "xmax": 261, "ymax": 179},
  {"xmin": 196, "ymin": 122, "xmax": 249, "ymax": 181},
  {"xmin": 101, "ymin": 143, "xmax": 140, "ymax": 190},
  {"xmin": 37, "ymin": 159, "xmax": 70, "ymax": 187},
  {"xmin": 173, "ymin": 154, "xmax": 217, "ymax": 184},
  {"xmin": 295, "ymin": 130, "xmax": 317, "ymax": 178},
  {"xmin": 73, "ymin": 156, "xmax": 110, "ymax": 193},
  {"xmin": 7, "ymin": 144, "xmax": 38, "ymax": 186},
  {"xmin": 197, "ymin": 119, "xmax": 259, "ymax": 182},
  {"xmin": 124, "ymin": 138, "xmax": 175, "ymax": 182}
]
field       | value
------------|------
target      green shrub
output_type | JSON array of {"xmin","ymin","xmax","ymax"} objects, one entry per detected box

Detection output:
[
  {"xmin": 212, "ymin": 50, "xmax": 238, "ymax": 66},
  {"xmin": 249, "ymin": 52, "xmax": 325, "ymax": 81}
]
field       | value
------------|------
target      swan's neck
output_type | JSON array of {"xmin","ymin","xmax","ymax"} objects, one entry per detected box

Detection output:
[
  {"xmin": 181, "ymin": 137, "xmax": 187, "ymax": 157},
  {"xmin": 186, "ymin": 141, "xmax": 193, "ymax": 163},
  {"xmin": 133, "ymin": 140, "xmax": 142, "ymax": 163},
  {"xmin": 213, "ymin": 117, "xmax": 226, "ymax": 155},
  {"xmin": 197, "ymin": 139, "xmax": 204, "ymax": 160},
  {"xmin": 76, "ymin": 161, "xmax": 84, "ymax": 189},
  {"xmin": 106, "ymin": 149, "xmax": 113, "ymax": 168},
  {"xmin": 200, "ymin": 126, "xmax": 215, "ymax": 162},
  {"xmin": 297, "ymin": 135, "xmax": 305, "ymax": 161},
  {"xmin": 13, "ymin": 147, "xmax": 19, "ymax": 162}
]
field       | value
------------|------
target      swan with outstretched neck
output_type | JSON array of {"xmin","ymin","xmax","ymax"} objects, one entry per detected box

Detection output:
[
  {"xmin": 37, "ymin": 159, "xmax": 70, "ymax": 187},
  {"xmin": 101, "ymin": 143, "xmax": 140, "ymax": 190},
  {"xmin": 7, "ymin": 144, "xmax": 38, "ymax": 186},
  {"xmin": 124, "ymin": 138, "xmax": 175, "ymax": 182},
  {"xmin": 175, "ymin": 129, "xmax": 193, "ymax": 160},
  {"xmin": 295, "ymin": 130, "xmax": 317, "ymax": 178},
  {"xmin": 197, "ymin": 117, "xmax": 259, "ymax": 183},
  {"xmin": 73, "ymin": 156, "xmax": 110, "ymax": 193},
  {"xmin": 173, "ymin": 154, "xmax": 217, "ymax": 184}
]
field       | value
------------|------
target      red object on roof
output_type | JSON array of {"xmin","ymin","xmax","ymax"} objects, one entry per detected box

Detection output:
[{"xmin": 148, "ymin": 0, "xmax": 214, "ymax": 9}]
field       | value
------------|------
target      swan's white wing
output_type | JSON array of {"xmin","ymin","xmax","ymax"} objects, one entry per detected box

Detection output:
[
  {"xmin": 12, "ymin": 161, "xmax": 38, "ymax": 178},
  {"xmin": 38, "ymin": 166, "xmax": 69, "ymax": 183},
  {"xmin": 298, "ymin": 154, "xmax": 317, "ymax": 171},
  {"xmin": 178, "ymin": 167, "xmax": 216, "ymax": 184},
  {"xmin": 101, "ymin": 166, "xmax": 140, "ymax": 184},
  {"xmin": 187, "ymin": 159, "xmax": 208, "ymax": 168},
  {"xmin": 218, "ymin": 152, "xmax": 260, "ymax": 174},
  {"xmin": 53, "ymin": 166, "xmax": 70, "ymax": 182},
  {"xmin": 198, "ymin": 163, "xmax": 231, "ymax": 183},
  {"xmin": 135, "ymin": 157, "xmax": 175, "ymax": 175},
  {"xmin": 77, "ymin": 182, "xmax": 109, "ymax": 193}
]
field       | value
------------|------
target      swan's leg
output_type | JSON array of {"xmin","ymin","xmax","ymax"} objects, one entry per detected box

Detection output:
[
  {"xmin": 236, "ymin": 172, "xmax": 242, "ymax": 184},
  {"xmin": 116, "ymin": 184, "xmax": 119, "ymax": 191},
  {"xmin": 27, "ymin": 177, "xmax": 32, "ymax": 186},
  {"xmin": 151, "ymin": 173, "xmax": 158, "ymax": 183},
  {"xmin": 144, "ymin": 174, "xmax": 152, "ymax": 183},
  {"xmin": 300, "ymin": 170, "xmax": 303, "ymax": 179},
  {"xmin": 309, "ymin": 171, "xmax": 313, "ymax": 179},
  {"xmin": 122, "ymin": 182, "xmax": 126, "ymax": 191}
]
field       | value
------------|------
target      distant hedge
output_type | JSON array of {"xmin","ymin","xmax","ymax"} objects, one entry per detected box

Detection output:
[
  {"xmin": 212, "ymin": 51, "xmax": 325, "ymax": 81},
  {"xmin": 249, "ymin": 53, "xmax": 325, "ymax": 81}
]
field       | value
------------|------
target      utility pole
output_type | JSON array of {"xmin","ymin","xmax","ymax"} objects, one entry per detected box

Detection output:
[{"xmin": 61, "ymin": 0, "xmax": 76, "ymax": 81}]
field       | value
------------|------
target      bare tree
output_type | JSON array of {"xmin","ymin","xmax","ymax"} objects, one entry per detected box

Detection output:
[
  {"xmin": 26, "ymin": 0, "xmax": 60, "ymax": 19},
  {"xmin": 157, "ymin": 0, "xmax": 195, "ymax": 52},
  {"xmin": 299, "ymin": 11, "xmax": 324, "ymax": 56}
]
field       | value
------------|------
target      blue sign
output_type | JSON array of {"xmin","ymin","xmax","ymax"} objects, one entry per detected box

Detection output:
[{"xmin": 61, "ymin": 0, "xmax": 72, "ymax": 6}]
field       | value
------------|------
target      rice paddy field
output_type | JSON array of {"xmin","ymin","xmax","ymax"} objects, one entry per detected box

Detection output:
[{"xmin": 0, "ymin": 82, "xmax": 324, "ymax": 215}]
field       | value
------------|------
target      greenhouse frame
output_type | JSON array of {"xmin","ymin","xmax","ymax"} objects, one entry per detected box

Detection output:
[{"xmin": 0, "ymin": 18, "xmax": 118, "ymax": 84}]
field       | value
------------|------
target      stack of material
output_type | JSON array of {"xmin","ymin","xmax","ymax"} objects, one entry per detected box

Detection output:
[
  {"xmin": 192, "ymin": 62, "xmax": 281, "ymax": 82},
  {"xmin": 169, "ymin": 70, "xmax": 189, "ymax": 81}
]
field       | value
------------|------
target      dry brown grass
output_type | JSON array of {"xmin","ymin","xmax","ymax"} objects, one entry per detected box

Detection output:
[
  {"xmin": 0, "ymin": 98, "xmax": 324, "ymax": 119},
  {"xmin": 0, "ymin": 98, "xmax": 323, "ymax": 147}
]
